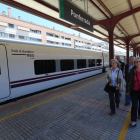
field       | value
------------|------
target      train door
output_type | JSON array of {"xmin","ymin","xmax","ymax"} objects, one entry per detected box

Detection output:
[{"xmin": 0, "ymin": 45, "xmax": 10, "ymax": 99}]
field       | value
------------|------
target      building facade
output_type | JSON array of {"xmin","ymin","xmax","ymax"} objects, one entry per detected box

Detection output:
[{"xmin": 0, "ymin": 8, "xmax": 112, "ymax": 53}]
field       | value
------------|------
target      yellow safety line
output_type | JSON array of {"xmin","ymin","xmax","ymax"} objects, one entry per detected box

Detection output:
[
  {"xmin": 0, "ymin": 76, "xmax": 104, "ymax": 122},
  {"xmin": 118, "ymin": 106, "xmax": 131, "ymax": 140}
]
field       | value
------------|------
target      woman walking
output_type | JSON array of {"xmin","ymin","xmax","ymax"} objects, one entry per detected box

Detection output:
[
  {"xmin": 105, "ymin": 59, "xmax": 124, "ymax": 115},
  {"xmin": 126, "ymin": 57, "xmax": 140, "ymax": 127}
]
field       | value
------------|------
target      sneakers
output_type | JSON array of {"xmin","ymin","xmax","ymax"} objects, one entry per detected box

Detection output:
[
  {"xmin": 129, "ymin": 122, "xmax": 137, "ymax": 127},
  {"xmin": 124, "ymin": 102, "xmax": 130, "ymax": 106},
  {"xmin": 109, "ymin": 112, "xmax": 115, "ymax": 115}
]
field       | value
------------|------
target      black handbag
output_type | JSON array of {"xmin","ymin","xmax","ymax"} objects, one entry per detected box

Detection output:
[
  {"xmin": 104, "ymin": 70, "xmax": 119, "ymax": 94},
  {"xmin": 104, "ymin": 82, "xmax": 116, "ymax": 94}
]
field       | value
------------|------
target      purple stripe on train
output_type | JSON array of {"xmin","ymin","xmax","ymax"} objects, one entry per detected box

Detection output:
[{"xmin": 11, "ymin": 66, "xmax": 109, "ymax": 88}]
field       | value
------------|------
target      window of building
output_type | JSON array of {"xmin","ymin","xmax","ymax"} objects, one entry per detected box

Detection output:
[
  {"xmin": 61, "ymin": 36, "xmax": 64, "ymax": 39},
  {"xmin": 30, "ymin": 37, "xmax": 42, "ymax": 42},
  {"xmin": 55, "ymin": 42, "xmax": 59, "ymax": 44},
  {"xmin": 77, "ymin": 60, "xmax": 86, "ymax": 69},
  {"xmin": 46, "ymin": 33, "xmax": 53, "ymax": 36},
  {"xmin": 24, "ymin": 37, "xmax": 30, "ymax": 40},
  {"xmin": 65, "ymin": 43, "xmax": 71, "ymax": 46},
  {"xmin": 65, "ymin": 37, "xmax": 71, "ymax": 40},
  {"xmin": 30, "ymin": 29, "xmax": 41, "ymax": 34},
  {"xmin": 9, "ymin": 34, "xmax": 15, "ymax": 38},
  {"xmin": 50, "ymin": 41, "xmax": 54, "ymax": 44},
  {"xmin": 0, "ymin": 32, "xmax": 8, "ymax": 37},
  {"xmin": 97, "ymin": 59, "xmax": 102, "ymax": 66},
  {"xmin": 87, "ymin": 47, "xmax": 91, "ymax": 49},
  {"xmin": 37, "ymin": 39, "xmax": 42, "ymax": 42},
  {"xmin": 60, "ymin": 60, "xmax": 74, "ymax": 71},
  {"xmin": 18, "ymin": 35, "xmax": 41, "ymax": 42},
  {"xmin": 47, "ymin": 40, "xmax": 50, "ymax": 43},
  {"xmin": 19, "ymin": 35, "xmax": 24, "ymax": 39},
  {"xmin": 88, "ymin": 59, "xmax": 95, "ymax": 67},
  {"xmin": 62, "ymin": 43, "xmax": 64, "ymax": 45},
  {"xmin": 8, "ymin": 23, "xmax": 14, "ymax": 28},
  {"xmin": 55, "ymin": 35, "xmax": 59, "ymax": 38},
  {"xmin": 30, "ymin": 29, "xmax": 36, "ymax": 33},
  {"xmin": 34, "ymin": 60, "xmax": 56, "ymax": 75},
  {"xmin": 37, "ymin": 30, "xmax": 41, "ymax": 34}
]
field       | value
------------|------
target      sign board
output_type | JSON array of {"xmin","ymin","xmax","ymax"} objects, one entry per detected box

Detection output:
[{"xmin": 59, "ymin": 0, "xmax": 93, "ymax": 32}]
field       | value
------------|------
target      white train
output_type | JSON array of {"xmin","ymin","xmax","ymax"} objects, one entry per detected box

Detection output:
[{"xmin": 0, "ymin": 40, "xmax": 125, "ymax": 103}]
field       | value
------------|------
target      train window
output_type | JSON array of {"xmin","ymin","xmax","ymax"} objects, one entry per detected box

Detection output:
[
  {"xmin": 60, "ymin": 60, "xmax": 74, "ymax": 71},
  {"xmin": 77, "ymin": 60, "xmax": 86, "ymax": 69},
  {"xmin": 34, "ymin": 60, "xmax": 56, "ymax": 75},
  {"xmin": 88, "ymin": 59, "xmax": 95, "ymax": 67},
  {"xmin": 97, "ymin": 59, "xmax": 102, "ymax": 66}
]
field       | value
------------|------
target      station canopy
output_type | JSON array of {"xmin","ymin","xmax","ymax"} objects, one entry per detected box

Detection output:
[{"xmin": 2, "ymin": 0, "xmax": 140, "ymax": 51}]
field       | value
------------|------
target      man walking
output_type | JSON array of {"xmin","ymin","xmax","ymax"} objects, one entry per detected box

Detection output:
[
  {"xmin": 115, "ymin": 55, "xmax": 125, "ymax": 73},
  {"xmin": 116, "ymin": 55, "xmax": 125, "ymax": 96},
  {"xmin": 124, "ymin": 56, "xmax": 135, "ymax": 106}
]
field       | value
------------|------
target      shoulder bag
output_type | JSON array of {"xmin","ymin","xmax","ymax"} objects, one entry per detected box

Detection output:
[{"xmin": 104, "ymin": 70, "xmax": 119, "ymax": 94}]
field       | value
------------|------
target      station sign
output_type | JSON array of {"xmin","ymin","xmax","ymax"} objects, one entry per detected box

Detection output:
[{"xmin": 59, "ymin": 0, "xmax": 93, "ymax": 32}]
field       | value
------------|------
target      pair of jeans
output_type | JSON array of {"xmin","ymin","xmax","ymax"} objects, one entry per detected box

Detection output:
[
  {"xmin": 108, "ymin": 90, "xmax": 120, "ymax": 113},
  {"xmin": 130, "ymin": 90, "xmax": 140, "ymax": 122},
  {"xmin": 125, "ymin": 94, "xmax": 131, "ymax": 103}
]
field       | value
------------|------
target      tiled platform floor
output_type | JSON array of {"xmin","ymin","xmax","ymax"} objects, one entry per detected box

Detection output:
[{"xmin": 0, "ymin": 73, "xmax": 139, "ymax": 140}]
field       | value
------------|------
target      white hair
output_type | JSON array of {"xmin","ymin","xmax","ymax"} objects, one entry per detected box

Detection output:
[
  {"xmin": 111, "ymin": 59, "xmax": 121, "ymax": 69},
  {"xmin": 134, "ymin": 57, "xmax": 140, "ymax": 63}
]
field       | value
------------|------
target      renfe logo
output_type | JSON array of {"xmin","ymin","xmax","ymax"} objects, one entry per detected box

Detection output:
[{"xmin": 71, "ymin": 9, "xmax": 90, "ymax": 26}]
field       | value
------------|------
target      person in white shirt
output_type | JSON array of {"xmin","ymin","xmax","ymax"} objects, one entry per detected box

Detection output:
[{"xmin": 105, "ymin": 59, "xmax": 124, "ymax": 115}]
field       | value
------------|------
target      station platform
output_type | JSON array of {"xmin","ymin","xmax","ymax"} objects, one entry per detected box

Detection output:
[{"xmin": 0, "ymin": 73, "xmax": 139, "ymax": 140}]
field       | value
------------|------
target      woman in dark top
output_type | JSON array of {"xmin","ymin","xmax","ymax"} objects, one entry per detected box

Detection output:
[{"xmin": 126, "ymin": 57, "xmax": 140, "ymax": 127}]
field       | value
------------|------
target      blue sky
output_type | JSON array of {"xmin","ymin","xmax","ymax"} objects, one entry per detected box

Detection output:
[{"xmin": 0, "ymin": 3, "xmax": 102, "ymax": 42}]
